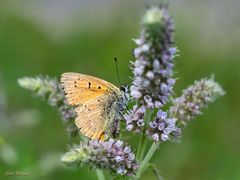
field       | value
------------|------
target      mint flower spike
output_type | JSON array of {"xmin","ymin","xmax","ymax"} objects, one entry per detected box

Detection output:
[
  {"xmin": 61, "ymin": 139, "xmax": 139, "ymax": 177},
  {"xmin": 130, "ymin": 6, "xmax": 177, "ymax": 109},
  {"xmin": 169, "ymin": 77, "xmax": 225, "ymax": 127},
  {"xmin": 18, "ymin": 76, "xmax": 77, "ymax": 136}
]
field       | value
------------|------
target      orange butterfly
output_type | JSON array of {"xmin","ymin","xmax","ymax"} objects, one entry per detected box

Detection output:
[{"xmin": 61, "ymin": 72, "xmax": 128, "ymax": 140}]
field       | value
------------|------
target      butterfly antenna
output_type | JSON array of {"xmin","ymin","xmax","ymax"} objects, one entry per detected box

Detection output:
[{"xmin": 114, "ymin": 57, "xmax": 122, "ymax": 86}]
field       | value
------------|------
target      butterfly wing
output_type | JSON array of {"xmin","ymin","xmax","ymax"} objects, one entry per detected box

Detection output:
[
  {"xmin": 60, "ymin": 72, "xmax": 121, "ymax": 139},
  {"xmin": 75, "ymin": 93, "xmax": 118, "ymax": 139},
  {"xmin": 61, "ymin": 72, "xmax": 120, "ymax": 106}
]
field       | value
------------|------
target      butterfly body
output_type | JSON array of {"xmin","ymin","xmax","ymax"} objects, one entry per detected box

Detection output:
[{"xmin": 61, "ymin": 72, "xmax": 128, "ymax": 140}]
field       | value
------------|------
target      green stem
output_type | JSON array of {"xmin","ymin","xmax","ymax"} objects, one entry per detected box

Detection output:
[
  {"xmin": 95, "ymin": 169, "xmax": 105, "ymax": 180},
  {"xmin": 136, "ymin": 109, "xmax": 152, "ymax": 161},
  {"xmin": 148, "ymin": 163, "xmax": 165, "ymax": 180},
  {"xmin": 136, "ymin": 142, "xmax": 159, "ymax": 178},
  {"xmin": 136, "ymin": 131, "xmax": 144, "ymax": 160},
  {"xmin": 137, "ymin": 134, "xmax": 148, "ymax": 161}
]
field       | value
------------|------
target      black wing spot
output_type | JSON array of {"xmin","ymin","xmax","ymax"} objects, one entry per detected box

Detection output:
[
  {"xmin": 74, "ymin": 85, "xmax": 77, "ymax": 88},
  {"xmin": 74, "ymin": 81, "xmax": 77, "ymax": 84},
  {"xmin": 98, "ymin": 99, "xmax": 100, "ymax": 102},
  {"xmin": 98, "ymin": 86, "xmax": 101, "ymax": 89},
  {"xmin": 85, "ymin": 105, "xmax": 87, "ymax": 108},
  {"xmin": 88, "ymin": 82, "xmax": 91, "ymax": 89},
  {"xmin": 88, "ymin": 109, "xmax": 91, "ymax": 111}
]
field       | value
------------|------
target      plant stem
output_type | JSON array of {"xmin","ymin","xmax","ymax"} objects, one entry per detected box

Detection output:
[
  {"xmin": 136, "ymin": 109, "xmax": 152, "ymax": 161},
  {"xmin": 148, "ymin": 163, "xmax": 165, "ymax": 180},
  {"xmin": 95, "ymin": 169, "xmax": 105, "ymax": 180},
  {"xmin": 136, "ymin": 130, "xmax": 144, "ymax": 160},
  {"xmin": 137, "ymin": 134, "xmax": 147, "ymax": 161},
  {"xmin": 136, "ymin": 142, "xmax": 159, "ymax": 178}
]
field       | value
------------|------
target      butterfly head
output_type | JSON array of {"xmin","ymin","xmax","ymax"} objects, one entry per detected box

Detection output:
[
  {"xmin": 116, "ymin": 85, "xmax": 129, "ymax": 113},
  {"xmin": 119, "ymin": 85, "xmax": 128, "ymax": 93},
  {"xmin": 120, "ymin": 84, "xmax": 129, "ymax": 102}
]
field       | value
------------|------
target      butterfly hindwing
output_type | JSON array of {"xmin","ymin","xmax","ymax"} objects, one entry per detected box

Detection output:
[{"xmin": 75, "ymin": 93, "xmax": 118, "ymax": 139}]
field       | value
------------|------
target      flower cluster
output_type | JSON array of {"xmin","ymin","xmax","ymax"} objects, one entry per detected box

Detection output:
[
  {"xmin": 130, "ymin": 6, "xmax": 177, "ymax": 109},
  {"xmin": 61, "ymin": 139, "xmax": 139, "ymax": 176},
  {"xmin": 169, "ymin": 77, "xmax": 225, "ymax": 127},
  {"xmin": 124, "ymin": 105, "xmax": 146, "ymax": 133},
  {"xmin": 18, "ymin": 76, "xmax": 78, "ymax": 136},
  {"xmin": 146, "ymin": 110, "xmax": 181, "ymax": 142}
]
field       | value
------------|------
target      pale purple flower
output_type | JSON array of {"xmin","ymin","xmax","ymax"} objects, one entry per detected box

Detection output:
[
  {"xmin": 61, "ymin": 139, "xmax": 139, "ymax": 176},
  {"xmin": 152, "ymin": 133, "xmax": 159, "ymax": 141},
  {"xmin": 124, "ymin": 105, "xmax": 146, "ymax": 133},
  {"xmin": 115, "ymin": 156, "xmax": 124, "ymax": 162},
  {"xmin": 146, "ymin": 110, "xmax": 181, "ymax": 142}
]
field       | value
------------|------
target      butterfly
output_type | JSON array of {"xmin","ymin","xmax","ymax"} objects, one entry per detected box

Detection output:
[{"xmin": 60, "ymin": 72, "xmax": 128, "ymax": 140}]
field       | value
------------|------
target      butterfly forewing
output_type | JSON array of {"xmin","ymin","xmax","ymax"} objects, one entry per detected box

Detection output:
[
  {"xmin": 60, "ymin": 72, "xmax": 122, "ymax": 139},
  {"xmin": 61, "ymin": 73, "xmax": 120, "ymax": 106}
]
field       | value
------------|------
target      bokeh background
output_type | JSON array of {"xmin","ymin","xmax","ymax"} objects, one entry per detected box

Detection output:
[{"xmin": 0, "ymin": 0, "xmax": 239, "ymax": 179}]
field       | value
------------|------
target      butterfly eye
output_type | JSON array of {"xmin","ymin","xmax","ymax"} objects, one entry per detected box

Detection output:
[{"xmin": 120, "ymin": 86, "xmax": 126, "ymax": 92}]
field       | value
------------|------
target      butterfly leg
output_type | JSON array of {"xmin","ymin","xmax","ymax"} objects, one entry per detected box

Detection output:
[{"xmin": 112, "ymin": 119, "xmax": 120, "ymax": 138}]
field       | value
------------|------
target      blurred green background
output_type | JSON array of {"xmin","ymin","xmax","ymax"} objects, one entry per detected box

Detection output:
[{"xmin": 0, "ymin": 0, "xmax": 239, "ymax": 179}]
